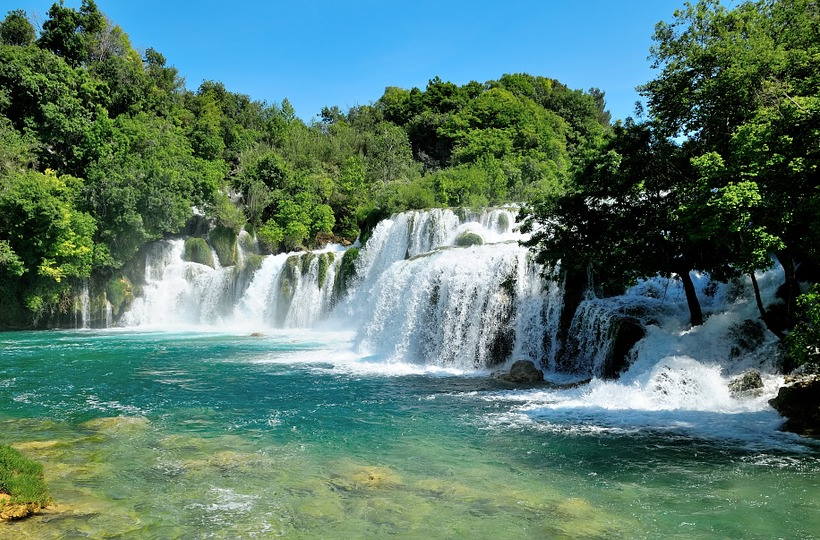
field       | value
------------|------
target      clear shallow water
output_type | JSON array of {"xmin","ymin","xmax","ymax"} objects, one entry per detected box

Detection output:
[{"xmin": 1, "ymin": 330, "xmax": 818, "ymax": 539}]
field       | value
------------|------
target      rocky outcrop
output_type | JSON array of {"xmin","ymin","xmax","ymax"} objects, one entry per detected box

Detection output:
[
  {"xmin": 0, "ymin": 494, "xmax": 43, "ymax": 522},
  {"xmin": 494, "ymin": 360, "xmax": 543, "ymax": 384},
  {"xmin": 182, "ymin": 237, "xmax": 214, "ymax": 267},
  {"xmin": 769, "ymin": 373, "xmax": 820, "ymax": 437},
  {"xmin": 454, "ymin": 232, "xmax": 483, "ymax": 247},
  {"xmin": 728, "ymin": 369, "xmax": 764, "ymax": 397},
  {"xmin": 603, "ymin": 317, "xmax": 646, "ymax": 379}
]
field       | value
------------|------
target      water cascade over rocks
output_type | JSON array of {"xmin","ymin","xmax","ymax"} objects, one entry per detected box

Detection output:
[{"xmin": 109, "ymin": 207, "xmax": 784, "ymax": 394}]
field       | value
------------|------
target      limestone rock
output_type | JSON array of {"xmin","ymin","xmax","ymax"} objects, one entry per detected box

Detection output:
[
  {"xmin": 495, "ymin": 360, "xmax": 543, "ymax": 384},
  {"xmin": 769, "ymin": 374, "xmax": 820, "ymax": 437},
  {"xmin": 728, "ymin": 369, "xmax": 764, "ymax": 397}
]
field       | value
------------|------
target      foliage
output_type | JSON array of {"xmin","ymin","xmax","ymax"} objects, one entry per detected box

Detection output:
[
  {"xmin": 0, "ymin": 169, "xmax": 96, "ymax": 320},
  {"xmin": 784, "ymin": 285, "xmax": 820, "ymax": 369},
  {"xmin": 0, "ymin": 9, "xmax": 35, "ymax": 46},
  {"xmin": 523, "ymin": 0, "xmax": 819, "ymax": 330}
]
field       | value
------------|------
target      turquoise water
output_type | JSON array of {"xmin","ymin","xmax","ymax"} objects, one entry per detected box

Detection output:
[{"xmin": 1, "ymin": 330, "xmax": 818, "ymax": 539}]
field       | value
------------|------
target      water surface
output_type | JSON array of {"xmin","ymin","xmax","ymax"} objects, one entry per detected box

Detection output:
[{"xmin": 1, "ymin": 330, "xmax": 818, "ymax": 538}]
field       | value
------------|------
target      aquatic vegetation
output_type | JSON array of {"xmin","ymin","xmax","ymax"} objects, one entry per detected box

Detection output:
[{"xmin": 0, "ymin": 445, "xmax": 50, "ymax": 521}]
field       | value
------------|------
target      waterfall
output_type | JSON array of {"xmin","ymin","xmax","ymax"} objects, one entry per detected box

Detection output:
[
  {"xmin": 75, "ymin": 282, "xmax": 90, "ymax": 329},
  {"xmin": 113, "ymin": 207, "xmax": 784, "ymax": 382}
]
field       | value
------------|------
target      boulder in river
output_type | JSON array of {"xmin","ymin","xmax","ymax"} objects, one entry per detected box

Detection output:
[
  {"xmin": 768, "ymin": 373, "xmax": 820, "ymax": 437},
  {"xmin": 495, "ymin": 360, "xmax": 544, "ymax": 384},
  {"xmin": 728, "ymin": 369, "xmax": 764, "ymax": 397}
]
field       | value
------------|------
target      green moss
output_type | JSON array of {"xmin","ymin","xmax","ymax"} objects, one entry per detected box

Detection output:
[
  {"xmin": 106, "ymin": 276, "xmax": 134, "ymax": 313},
  {"xmin": 300, "ymin": 252, "xmax": 316, "ymax": 275},
  {"xmin": 497, "ymin": 212, "xmax": 510, "ymax": 232},
  {"xmin": 455, "ymin": 232, "xmax": 484, "ymax": 247},
  {"xmin": 244, "ymin": 254, "xmax": 264, "ymax": 273},
  {"xmin": 334, "ymin": 248, "xmax": 360, "ymax": 296},
  {"xmin": 0, "ymin": 445, "xmax": 50, "ymax": 507},
  {"xmin": 318, "ymin": 252, "xmax": 335, "ymax": 288},
  {"xmin": 182, "ymin": 237, "xmax": 214, "ymax": 268},
  {"xmin": 208, "ymin": 226, "xmax": 238, "ymax": 267},
  {"xmin": 274, "ymin": 256, "xmax": 302, "ymax": 325}
]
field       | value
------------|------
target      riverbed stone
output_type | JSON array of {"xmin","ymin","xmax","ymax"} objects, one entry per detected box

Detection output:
[
  {"xmin": 728, "ymin": 369, "xmax": 764, "ymax": 397},
  {"xmin": 495, "ymin": 360, "xmax": 543, "ymax": 384},
  {"xmin": 769, "ymin": 374, "xmax": 820, "ymax": 436}
]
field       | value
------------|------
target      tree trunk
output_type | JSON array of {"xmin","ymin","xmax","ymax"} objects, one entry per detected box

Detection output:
[
  {"xmin": 747, "ymin": 271, "xmax": 783, "ymax": 340},
  {"xmin": 678, "ymin": 269, "xmax": 704, "ymax": 327}
]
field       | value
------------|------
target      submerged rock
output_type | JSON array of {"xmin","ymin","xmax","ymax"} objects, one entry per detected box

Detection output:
[
  {"xmin": 769, "ymin": 374, "xmax": 820, "ymax": 437},
  {"xmin": 80, "ymin": 416, "xmax": 150, "ymax": 433},
  {"xmin": 0, "ymin": 494, "xmax": 43, "ymax": 522},
  {"xmin": 330, "ymin": 464, "xmax": 402, "ymax": 491},
  {"xmin": 728, "ymin": 369, "xmax": 764, "ymax": 397},
  {"xmin": 603, "ymin": 316, "xmax": 645, "ymax": 379},
  {"xmin": 495, "ymin": 360, "xmax": 543, "ymax": 384}
]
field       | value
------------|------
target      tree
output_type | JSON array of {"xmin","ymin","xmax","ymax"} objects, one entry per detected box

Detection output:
[
  {"xmin": 642, "ymin": 0, "xmax": 820, "ymax": 326},
  {"xmin": 38, "ymin": 0, "xmax": 105, "ymax": 66},
  {"xmin": 522, "ymin": 120, "xmax": 708, "ymax": 326},
  {"xmin": 0, "ymin": 169, "xmax": 96, "ymax": 319},
  {"xmin": 0, "ymin": 9, "xmax": 35, "ymax": 46}
]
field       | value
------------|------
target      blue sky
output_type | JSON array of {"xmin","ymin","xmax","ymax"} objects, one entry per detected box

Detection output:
[{"xmin": 12, "ymin": 0, "xmax": 682, "ymax": 121}]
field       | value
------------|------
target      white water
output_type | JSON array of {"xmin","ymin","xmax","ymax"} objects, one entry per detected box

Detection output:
[{"xmin": 109, "ymin": 207, "xmax": 800, "ymax": 444}]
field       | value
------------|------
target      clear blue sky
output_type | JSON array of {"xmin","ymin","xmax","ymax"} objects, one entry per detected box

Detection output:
[{"xmin": 12, "ymin": 0, "xmax": 683, "ymax": 121}]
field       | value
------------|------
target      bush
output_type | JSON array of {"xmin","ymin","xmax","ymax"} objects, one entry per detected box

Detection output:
[
  {"xmin": 0, "ymin": 445, "xmax": 50, "ymax": 507},
  {"xmin": 784, "ymin": 285, "xmax": 820, "ymax": 370}
]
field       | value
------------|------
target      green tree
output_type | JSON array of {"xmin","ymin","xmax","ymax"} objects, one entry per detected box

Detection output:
[
  {"xmin": 0, "ymin": 9, "xmax": 35, "ymax": 46},
  {"xmin": 38, "ymin": 0, "xmax": 105, "ymax": 67}
]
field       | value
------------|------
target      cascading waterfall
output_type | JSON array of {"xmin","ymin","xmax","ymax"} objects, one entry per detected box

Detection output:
[
  {"xmin": 121, "ymin": 234, "xmax": 346, "ymax": 329},
  {"xmin": 75, "ymin": 282, "xmax": 91, "ymax": 329},
  {"xmin": 114, "ymin": 207, "xmax": 785, "ymax": 396}
]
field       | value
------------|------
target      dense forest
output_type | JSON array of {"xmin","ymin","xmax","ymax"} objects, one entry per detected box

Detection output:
[{"xmin": 0, "ymin": 0, "xmax": 817, "ymax": 370}]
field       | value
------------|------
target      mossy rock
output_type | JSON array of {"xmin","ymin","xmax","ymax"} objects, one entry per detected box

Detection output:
[
  {"xmin": 334, "ymin": 248, "xmax": 360, "ymax": 296},
  {"xmin": 300, "ymin": 252, "xmax": 317, "ymax": 275},
  {"xmin": 455, "ymin": 232, "xmax": 483, "ymax": 247},
  {"xmin": 243, "ymin": 254, "xmax": 264, "ymax": 273},
  {"xmin": 106, "ymin": 276, "xmax": 134, "ymax": 314},
  {"xmin": 318, "ymin": 252, "xmax": 335, "ymax": 288},
  {"xmin": 275, "ymin": 256, "xmax": 302, "ymax": 325},
  {"xmin": 182, "ymin": 237, "xmax": 214, "ymax": 268},
  {"xmin": 0, "ymin": 444, "xmax": 51, "ymax": 520},
  {"xmin": 208, "ymin": 226, "xmax": 238, "ymax": 267},
  {"xmin": 496, "ymin": 212, "xmax": 511, "ymax": 232},
  {"xmin": 238, "ymin": 230, "xmax": 257, "ymax": 254}
]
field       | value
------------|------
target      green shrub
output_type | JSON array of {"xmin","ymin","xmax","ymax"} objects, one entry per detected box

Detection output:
[
  {"xmin": 785, "ymin": 285, "xmax": 820, "ymax": 370},
  {"xmin": 182, "ymin": 237, "xmax": 214, "ymax": 267},
  {"xmin": 0, "ymin": 445, "xmax": 50, "ymax": 507}
]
